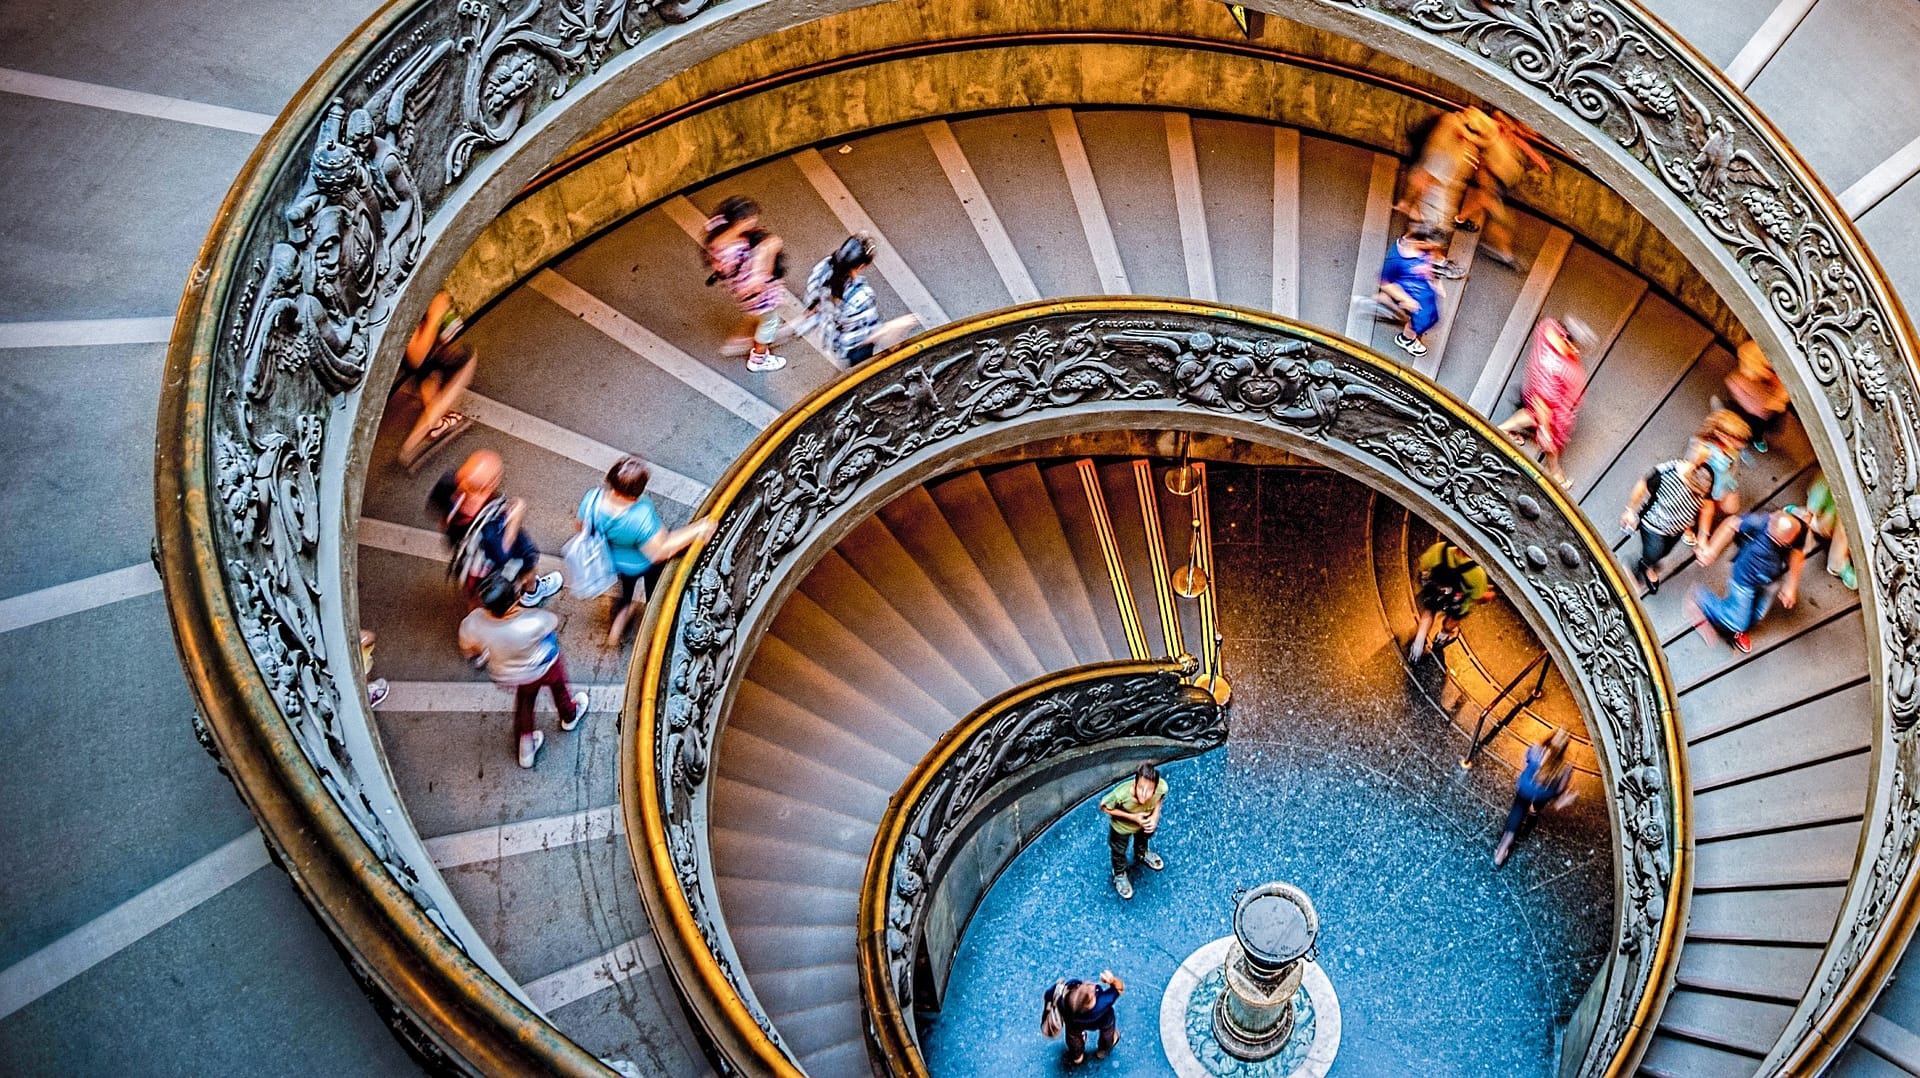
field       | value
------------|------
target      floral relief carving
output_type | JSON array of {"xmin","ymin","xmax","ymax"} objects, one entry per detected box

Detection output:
[
  {"xmin": 879, "ymin": 669, "xmax": 1227, "ymax": 1017},
  {"xmin": 647, "ymin": 310, "xmax": 1678, "ymax": 1055}
]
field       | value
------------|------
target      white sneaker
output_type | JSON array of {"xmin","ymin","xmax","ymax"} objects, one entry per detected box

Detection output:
[
  {"xmin": 745, "ymin": 351, "xmax": 788, "ymax": 373},
  {"xmin": 560, "ymin": 691, "xmax": 590, "ymax": 731},
  {"xmin": 518, "ymin": 730, "xmax": 545, "ymax": 769},
  {"xmin": 366, "ymin": 678, "xmax": 389, "ymax": 709},
  {"xmin": 520, "ymin": 572, "xmax": 563, "ymax": 606}
]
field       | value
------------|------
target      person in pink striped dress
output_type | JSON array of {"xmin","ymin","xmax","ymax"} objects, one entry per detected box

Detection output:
[{"xmin": 1497, "ymin": 316, "xmax": 1592, "ymax": 486}]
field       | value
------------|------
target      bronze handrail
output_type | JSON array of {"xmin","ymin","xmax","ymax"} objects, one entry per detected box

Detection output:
[
  {"xmin": 858, "ymin": 658, "xmax": 1225, "ymax": 1074},
  {"xmin": 623, "ymin": 297, "xmax": 1687, "ymax": 1077}
]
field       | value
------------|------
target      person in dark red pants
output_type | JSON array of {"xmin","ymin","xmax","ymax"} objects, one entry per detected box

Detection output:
[{"xmin": 458, "ymin": 575, "xmax": 589, "ymax": 768}]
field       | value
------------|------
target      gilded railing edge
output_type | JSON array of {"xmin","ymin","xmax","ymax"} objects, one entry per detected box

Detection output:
[
  {"xmin": 622, "ymin": 296, "xmax": 1687, "ymax": 1078},
  {"xmin": 1264, "ymin": 3, "xmax": 1919, "ymax": 1072},
  {"xmin": 856, "ymin": 657, "xmax": 1211, "ymax": 1075}
]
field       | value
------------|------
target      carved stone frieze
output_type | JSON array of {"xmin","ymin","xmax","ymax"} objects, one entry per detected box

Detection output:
[
  {"xmin": 201, "ymin": 0, "xmax": 715, "ymax": 982},
  {"xmin": 878, "ymin": 667, "xmax": 1226, "ymax": 1015},
  {"xmin": 645, "ymin": 308, "xmax": 1680, "ymax": 1061},
  {"xmin": 1295, "ymin": 1, "xmax": 1920, "ymax": 1066}
]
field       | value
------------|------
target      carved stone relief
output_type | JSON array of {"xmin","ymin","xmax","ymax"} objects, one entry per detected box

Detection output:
[
  {"xmin": 879, "ymin": 668, "xmax": 1227, "ymax": 1015},
  {"xmin": 1302, "ymin": 1, "xmax": 1920, "ymax": 1065},
  {"xmin": 645, "ymin": 309, "xmax": 1681, "ymax": 1059}
]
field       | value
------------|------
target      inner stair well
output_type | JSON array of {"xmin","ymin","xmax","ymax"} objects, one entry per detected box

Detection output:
[{"xmin": 711, "ymin": 458, "xmax": 1212, "ymax": 1074}]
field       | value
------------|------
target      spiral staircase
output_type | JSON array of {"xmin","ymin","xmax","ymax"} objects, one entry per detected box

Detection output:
[{"xmin": 8, "ymin": 1, "xmax": 1920, "ymax": 1076}]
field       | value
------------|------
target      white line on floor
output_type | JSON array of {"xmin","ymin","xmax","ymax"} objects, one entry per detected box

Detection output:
[
  {"xmin": 524, "ymin": 936, "xmax": 663, "ymax": 1014},
  {"xmin": 1342, "ymin": 153, "xmax": 1401, "ymax": 342},
  {"xmin": 1048, "ymin": 109, "xmax": 1132, "ymax": 294},
  {"xmin": 0, "ymin": 562, "xmax": 162, "ymax": 634},
  {"xmin": 458, "ymin": 392, "xmax": 711, "ymax": 509},
  {"xmin": 923, "ymin": 121, "xmax": 1041, "ymax": 305},
  {"xmin": 0, "ymin": 316, "xmax": 173, "ymax": 349},
  {"xmin": 1164, "ymin": 113, "xmax": 1218, "ymax": 302},
  {"xmin": 528, "ymin": 270, "xmax": 780, "ymax": 429},
  {"xmin": 0, "ymin": 830, "xmax": 268, "ymax": 1020},
  {"xmin": 1272, "ymin": 127, "xmax": 1302, "ymax": 318},
  {"xmin": 657, "ymin": 196, "xmax": 837, "ymax": 368},
  {"xmin": 0, "ymin": 68, "xmax": 273, "ymax": 134},
  {"xmin": 1725, "ymin": 0, "xmax": 1820, "ymax": 89},
  {"xmin": 1841, "ymin": 132, "xmax": 1920, "ymax": 220},
  {"xmin": 424, "ymin": 805, "xmax": 625, "ymax": 869},
  {"xmin": 357, "ymin": 518, "xmax": 564, "ymax": 575},
  {"xmin": 1469, "ymin": 228, "xmax": 1572, "ymax": 414},
  {"xmin": 792, "ymin": 148, "xmax": 950, "ymax": 327},
  {"xmin": 377, "ymin": 680, "xmax": 625, "ymax": 714}
]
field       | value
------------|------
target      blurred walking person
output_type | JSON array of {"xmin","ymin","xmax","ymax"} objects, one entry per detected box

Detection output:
[
  {"xmin": 704, "ymin": 195, "xmax": 788, "ymax": 373},
  {"xmin": 577, "ymin": 456, "xmax": 717, "ymax": 647},
  {"xmin": 458, "ymin": 576, "xmax": 589, "ymax": 769},
  {"xmin": 1497, "ymin": 316, "xmax": 1591, "ymax": 486},
  {"xmin": 1493, "ymin": 728, "xmax": 1577, "ymax": 867},
  {"xmin": 431, "ymin": 450, "xmax": 563, "ymax": 607},
  {"xmin": 1410, "ymin": 540, "xmax": 1489, "ymax": 662},
  {"xmin": 1398, "ymin": 106, "xmax": 1495, "ymax": 234},
  {"xmin": 1041, "ymin": 971, "xmax": 1127, "ymax": 1064},
  {"xmin": 1620, "ymin": 445, "xmax": 1715, "ymax": 594},
  {"xmin": 1724, "ymin": 340, "xmax": 1790, "ymax": 455},
  {"xmin": 1691, "ymin": 507, "xmax": 1812, "ymax": 653},
  {"xmin": 1369, "ymin": 224, "xmax": 1449, "ymax": 359},
  {"xmin": 1453, "ymin": 110, "xmax": 1551, "ymax": 270},
  {"xmin": 395, "ymin": 291, "xmax": 477, "ymax": 472},
  {"xmin": 800, "ymin": 234, "xmax": 920, "ymax": 368}
]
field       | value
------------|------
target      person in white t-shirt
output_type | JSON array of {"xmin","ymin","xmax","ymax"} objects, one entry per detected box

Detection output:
[{"xmin": 458, "ymin": 576, "xmax": 589, "ymax": 768}]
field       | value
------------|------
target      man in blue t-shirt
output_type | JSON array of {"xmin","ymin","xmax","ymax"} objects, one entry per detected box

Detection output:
[
  {"xmin": 1691, "ymin": 507, "xmax": 1811, "ymax": 653},
  {"xmin": 1041, "ymin": 971, "xmax": 1126, "ymax": 1064}
]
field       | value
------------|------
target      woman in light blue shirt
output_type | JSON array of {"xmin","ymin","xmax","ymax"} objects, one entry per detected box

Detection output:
[{"xmin": 578, "ymin": 456, "xmax": 715, "ymax": 646}]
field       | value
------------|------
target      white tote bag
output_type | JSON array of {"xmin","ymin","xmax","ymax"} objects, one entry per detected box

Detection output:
[{"xmin": 563, "ymin": 490, "xmax": 618, "ymax": 599}]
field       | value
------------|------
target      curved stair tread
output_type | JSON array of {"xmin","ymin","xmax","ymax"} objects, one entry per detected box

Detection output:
[
  {"xmin": 730, "ymin": 679, "xmax": 921, "ymax": 777},
  {"xmin": 832, "ymin": 514, "xmax": 1027, "ymax": 692},
  {"xmin": 715, "ymin": 729, "xmax": 896, "ymax": 811},
  {"xmin": 1659, "ymin": 989, "xmax": 1798, "ymax": 1057},
  {"xmin": 1639, "ymin": 1031, "xmax": 1770, "ymax": 1078},
  {"xmin": 1695, "ymin": 822, "xmax": 1864, "ymax": 890},
  {"xmin": 739, "ymin": 634, "xmax": 943, "ymax": 765},
  {"xmin": 923, "ymin": 470, "xmax": 1081, "ymax": 671},
  {"xmin": 766, "ymin": 588, "xmax": 964, "ymax": 738},
  {"xmin": 712, "ymin": 878, "xmax": 859, "ymax": 929},
  {"xmin": 1692, "ymin": 753, "xmax": 1872, "ymax": 840},
  {"xmin": 1676, "ymin": 941, "xmax": 1824, "ymax": 1002},
  {"xmin": 876, "ymin": 487, "xmax": 1049, "ymax": 680},
  {"xmin": 1689, "ymin": 886, "xmax": 1849, "ymax": 946},
  {"xmin": 981, "ymin": 462, "xmax": 1124, "ymax": 665},
  {"xmin": 1688, "ymin": 682, "xmax": 1873, "ymax": 792},
  {"xmin": 795, "ymin": 551, "xmax": 987, "ymax": 715},
  {"xmin": 708, "ymin": 777, "xmax": 882, "ymax": 855}
]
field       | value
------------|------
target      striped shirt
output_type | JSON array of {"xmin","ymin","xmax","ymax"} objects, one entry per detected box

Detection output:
[
  {"xmin": 1638, "ymin": 461, "xmax": 1703, "ymax": 536},
  {"xmin": 804, "ymin": 257, "xmax": 880, "ymax": 361}
]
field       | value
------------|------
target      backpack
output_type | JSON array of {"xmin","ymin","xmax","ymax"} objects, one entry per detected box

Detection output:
[
  {"xmin": 447, "ymin": 497, "xmax": 509, "ymax": 590},
  {"xmin": 1040, "ymin": 979, "xmax": 1067, "ymax": 1039}
]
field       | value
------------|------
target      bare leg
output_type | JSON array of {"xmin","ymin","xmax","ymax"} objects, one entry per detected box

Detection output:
[
  {"xmin": 1410, "ymin": 608, "xmax": 1437, "ymax": 662},
  {"xmin": 866, "ymin": 314, "xmax": 921, "ymax": 353},
  {"xmin": 1496, "ymin": 410, "xmax": 1536, "ymax": 444},
  {"xmin": 1829, "ymin": 525, "xmax": 1851, "ymax": 574},
  {"xmin": 399, "ymin": 360, "xmax": 476, "ymax": 458},
  {"xmin": 1542, "ymin": 450, "xmax": 1568, "ymax": 485}
]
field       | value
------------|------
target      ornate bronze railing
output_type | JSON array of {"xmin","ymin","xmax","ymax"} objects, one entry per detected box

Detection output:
[
  {"xmin": 155, "ymin": 0, "xmax": 1913, "ymax": 1072},
  {"xmin": 623, "ymin": 298, "xmax": 1686, "ymax": 1076},
  {"xmin": 1258, "ymin": 4, "xmax": 1920, "ymax": 1069},
  {"xmin": 858, "ymin": 659, "xmax": 1228, "ymax": 1074}
]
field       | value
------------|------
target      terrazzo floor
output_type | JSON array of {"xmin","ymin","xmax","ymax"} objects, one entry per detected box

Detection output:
[{"xmin": 920, "ymin": 467, "xmax": 1613, "ymax": 1077}]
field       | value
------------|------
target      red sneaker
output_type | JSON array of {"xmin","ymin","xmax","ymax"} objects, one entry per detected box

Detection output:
[{"xmin": 1732, "ymin": 632, "xmax": 1752, "ymax": 654}]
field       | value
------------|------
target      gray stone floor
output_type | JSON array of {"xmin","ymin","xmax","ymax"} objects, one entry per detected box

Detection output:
[{"xmin": 923, "ymin": 469, "xmax": 1610, "ymax": 1077}]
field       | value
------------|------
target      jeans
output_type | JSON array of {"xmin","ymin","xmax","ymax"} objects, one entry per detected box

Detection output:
[
  {"xmin": 1637, "ymin": 523, "xmax": 1681, "ymax": 572},
  {"xmin": 1697, "ymin": 579, "xmax": 1775, "ymax": 634},
  {"xmin": 1109, "ymin": 827, "xmax": 1151, "ymax": 875},
  {"xmin": 1503, "ymin": 792, "xmax": 1546, "ymax": 842},
  {"xmin": 513, "ymin": 655, "xmax": 577, "ymax": 741}
]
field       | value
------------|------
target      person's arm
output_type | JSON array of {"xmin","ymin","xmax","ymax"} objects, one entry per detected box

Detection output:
[
  {"xmin": 1698, "ymin": 514, "xmax": 1741, "ymax": 565},
  {"xmin": 1621, "ymin": 474, "xmax": 1652, "ymax": 531},
  {"xmin": 457, "ymin": 620, "xmax": 485, "ymax": 663},
  {"xmin": 1780, "ymin": 547, "xmax": 1807, "ymax": 609},
  {"xmin": 1098, "ymin": 802, "xmax": 1146, "ymax": 827},
  {"xmin": 1099, "ymin": 970, "xmax": 1125, "ymax": 995},
  {"xmin": 751, "ymin": 234, "xmax": 783, "ymax": 282},
  {"xmin": 640, "ymin": 519, "xmax": 719, "ymax": 565}
]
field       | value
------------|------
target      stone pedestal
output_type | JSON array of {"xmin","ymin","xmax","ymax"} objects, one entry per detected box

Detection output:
[
  {"xmin": 1213, "ymin": 883, "xmax": 1319, "ymax": 1061},
  {"xmin": 1161, "ymin": 882, "xmax": 1339, "ymax": 1078}
]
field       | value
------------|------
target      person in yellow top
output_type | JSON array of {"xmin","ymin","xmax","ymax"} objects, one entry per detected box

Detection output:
[{"xmin": 1100, "ymin": 763, "xmax": 1167, "ymax": 900}]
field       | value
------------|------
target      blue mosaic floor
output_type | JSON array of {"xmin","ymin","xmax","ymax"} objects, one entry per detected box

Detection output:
[{"xmin": 920, "ymin": 468, "xmax": 1612, "ymax": 1077}]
